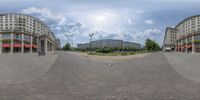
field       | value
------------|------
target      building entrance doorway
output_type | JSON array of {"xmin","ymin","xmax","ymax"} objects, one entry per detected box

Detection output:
[
  {"xmin": 13, "ymin": 47, "xmax": 21, "ymax": 53},
  {"xmin": 2, "ymin": 47, "xmax": 10, "ymax": 53}
]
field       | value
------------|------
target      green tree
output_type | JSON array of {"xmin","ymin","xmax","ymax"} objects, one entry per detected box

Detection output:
[
  {"xmin": 144, "ymin": 38, "xmax": 160, "ymax": 51},
  {"xmin": 102, "ymin": 47, "xmax": 112, "ymax": 53},
  {"xmin": 62, "ymin": 43, "xmax": 71, "ymax": 51}
]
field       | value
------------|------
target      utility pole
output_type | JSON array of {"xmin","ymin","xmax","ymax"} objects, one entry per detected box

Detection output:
[{"xmin": 89, "ymin": 33, "xmax": 94, "ymax": 54}]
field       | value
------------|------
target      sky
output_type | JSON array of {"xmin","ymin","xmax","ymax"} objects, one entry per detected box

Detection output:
[{"xmin": 0, "ymin": 0, "xmax": 200, "ymax": 47}]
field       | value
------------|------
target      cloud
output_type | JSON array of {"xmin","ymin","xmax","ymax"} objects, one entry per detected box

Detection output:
[
  {"xmin": 21, "ymin": 7, "xmax": 66, "ymax": 26},
  {"xmin": 129, "ymin": 28, "xmax": 163, "ymax": 46},
  {"xmin": 136, "ymin": 10, "xmax": 145, "ymax": 14},
  {"xmin": 144, "ymin": 29, "xmax": 161, "ymax": 35},
  {"xmin": 19, "ymin": 7, "xmax": 164, "ymax": 47},
  {"xmin": 55, "ymin": 27, "xmax": 62, "ymax": 30},
  {"xmin": 126, "ymin": 17, "xmax": 134, "ymax": 24},
  {"xmin": 84, "ymin": 28, "xmax": 162, "ymax": 46},
  {"xmin": 145, "ymin": 20, "xmax": 155, "ymax": 25}
]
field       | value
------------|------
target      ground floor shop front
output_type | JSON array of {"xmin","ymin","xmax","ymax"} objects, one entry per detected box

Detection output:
[
  {"xmin": 0, "ymin": 33, "xmax": 56, "ymax": 54},
  {"xmin": 175, "ymin": 33, "xmax": 200, "ymax": 53}
]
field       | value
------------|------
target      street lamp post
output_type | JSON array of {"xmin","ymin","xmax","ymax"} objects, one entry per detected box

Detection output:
[
  {"xmin": 71, "ymin": 42, "xmax": 73, "ymax": 51},
  {"xmin": 120, "ymin": 41, "xmax": 123, "ymax": 53},
  {"xmin": 89, "ymin": 33, "xmax": 94, "ymax": 54}
]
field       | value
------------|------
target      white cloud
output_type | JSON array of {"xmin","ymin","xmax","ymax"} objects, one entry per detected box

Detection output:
[
  {"xmin": 130, "ymin": 28, "xmax": 163, "ymax": 45},
  {"xmin": 20, "ymin": 7, "xmax": 68, "ymax": 47},
  {"xmin": 144, "ymin": 29, "xmax": 161, "ymax": 35},
  {"xmin": 54, "ymin": 27, "xmax": 61, "ymax": 30},
  {"xmin": 19, "ymin": 7, "xmax": 163, "ymax": 47},
  {"xmin": 136, "ymin": 10, "xmax": 145, "ymax": 14},
  {"xmin": 127, "ymin": 19, "xmax": 132, "ymax": 24},
  {"xmin": 127, "ymin": 18, "xmax": 133, "ymax": 24},
  {"xmin": 145, "ymin": 20, "xmax": 155, "ymax": 25},
  {"xmin": 21, "ymin": 7, "xmax": 66, "ymax": 26}
]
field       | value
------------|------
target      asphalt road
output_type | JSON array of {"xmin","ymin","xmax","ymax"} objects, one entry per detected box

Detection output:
[{"xmin": 0, "ymin": 52, "xmax": 200, "ymax": 100}]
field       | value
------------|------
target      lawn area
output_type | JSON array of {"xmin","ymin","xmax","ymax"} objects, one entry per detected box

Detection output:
[
  {"xmin": 86, "ymin": 51, "xmax": 149, "ymax": 56},
  {"xmin": 68, "ymin": 51, "xmax": 150, "ymax": 61}
]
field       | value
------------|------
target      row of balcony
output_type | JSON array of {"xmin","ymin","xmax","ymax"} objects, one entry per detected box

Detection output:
[{"xmin": 2, "ymin": 43, "xmax": 37, "ymax": 48}]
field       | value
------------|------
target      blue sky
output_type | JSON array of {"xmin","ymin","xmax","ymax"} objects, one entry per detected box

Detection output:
[{"xmin": 1, "ymin": 0, "xmax": 200, "ymax": 47}]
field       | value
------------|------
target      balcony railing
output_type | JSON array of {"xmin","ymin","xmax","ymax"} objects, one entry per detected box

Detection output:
[{"xmin": 14, "ymin": 36, "xmax": 21, "ymax": 40}]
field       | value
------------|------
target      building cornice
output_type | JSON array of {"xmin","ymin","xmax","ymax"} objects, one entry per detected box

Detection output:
[{"xmin": 175, "ymin": 15, "xmax": 200, "ymax": 28}]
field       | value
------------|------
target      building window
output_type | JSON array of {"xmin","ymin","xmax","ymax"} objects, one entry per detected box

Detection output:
[
  {"xmin": 24, "ymin": 35, "xmax": 30, "ymax": 41},
  {"xmin": 14, "ymin": 34, "xmax": 21, "ymax": 40},
  {"xmin": 2, "ymin": 34, "xmax": 11, "ymax": 39},
  {"xmin": 194, "ymin": 35, "xmax": 200, "ymax": 40}
]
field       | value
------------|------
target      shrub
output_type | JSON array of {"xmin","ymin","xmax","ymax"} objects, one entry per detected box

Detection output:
[
  {"xmin": 101, "ymin": 47, "xmax": 112, "ymax": 53},
  {"xmin": 80, "ymin": 49, "xmax": 86, "ymax": 52},
  {"xmin": 95, "ymin": 48, "xmax": 101, "ymax": 53},
  {"xmin": 130, "ymin": 52, "xmax": 135, "ymax": 55},
  {"xmin": 121, "ymin": 52, "xmax": 128, "ymax": 56}
]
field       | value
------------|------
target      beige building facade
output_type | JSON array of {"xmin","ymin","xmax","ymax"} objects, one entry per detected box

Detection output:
[
  {"xmin": 163, "ymin": 15, "xmax": 200, "ymax": 53},
  {"xmin": 77, "ymin": 39, "xmax": 141, "ymax": 50},
  {"xmin": 163, "ymin": 27, "xmax": 177, "ymax": 51},
  {"xmin": 0, "ymin": 13, "xmax": 57, "ymax": 54}
]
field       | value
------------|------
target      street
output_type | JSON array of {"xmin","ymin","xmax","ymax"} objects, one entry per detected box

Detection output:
[{"xmin": 0, "ymin": 52, "xmax": 200, "ymax": 100}]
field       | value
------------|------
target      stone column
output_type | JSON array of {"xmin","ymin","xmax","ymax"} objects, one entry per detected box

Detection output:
[
  {"xmin": 180, "ymin": 41, "xmax": 182, "ymax": 52},
  {"xmin": 177, "ymin": 41, "xmax": 179, "ymax": 52},
  {"xmin": 53, "ymin": 44, "xmax": 55, "ymax": 51},
  {"xmin": 51, "ymin": 44, "xmax": 53, "ymax": 52},
  {"xmin": 10, "ymin": 33, "xmax": 14, "ymax": 54},
  {"xmin": 52, "ymin": 43, "xmax": 54, "ymax": 52},
  {"xmin": 45, "ymin": 39, "xmax": 48, "ymax": 53},
  {"xmin": 185, "ymin": 38, "xmax": 188, "ymax": 53},
  {"xmin": 175, "ymin": 42, "xmax": 177, "ymax": 52},
  {"xmin": 49, "ymin": 43, "xmax": 51, "ymax": 52},
  {"xmin": 47, "ymin": 41, "xmax": 49, "ymax": 52},
  {"xmin": 49, "ymin": 42, "xmax": 51, "ymax": 52},
  {"xmin": 30, "ymin": 36, "xmax": 33, "ymax": 53},
  {"xmin": 177, "ymin": 42, "xmax": 179, "ymax": 52},
  {"xmin": 50, "ymin": 43, "xmax": 52, "ymax": 52},
  {"xmin": 0, "ymin": 34, "xmax": 2, "ymax": 54},
  {"xmin": 178, "ymin": 41, "xmax": 180, "ymax": 52},
  {"xmin": 37, "ymin": 37, "xmax": 39, "ymax": 52},
  {"xmin": 182, "ymin": 40, "xmax": 184, "ymax": 52},
  {"xmin": 21, "ymin": 34, "xmax": 24, "ymax": 53},
  {"xmin": 50, "ymin": 43, "xmax": 53, "ymax": 52},
  {"xmin": 192, "ymin": 35, "xmax": 195, "ymax": 53},
  {"xmin": 47, "ymin": 41, "xmax": 50, "ymax": 52}
]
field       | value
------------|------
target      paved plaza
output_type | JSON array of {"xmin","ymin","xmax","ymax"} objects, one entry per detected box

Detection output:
[
  {"xmin": 0, "ymin": 52, "xmax": 200, "ymax": 100},
  {"xmin": 165, "ymin": 52, "xmax": 200, "ymax": 83},
  {"xmin": 0, "ymin": 53, "xmax": 58, "ymax": 83}
]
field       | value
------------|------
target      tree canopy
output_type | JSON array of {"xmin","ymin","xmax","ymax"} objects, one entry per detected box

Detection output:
[
  {"xmin": 62, "ymin": 43, "xmax": 71, "ymax": 51},
  {"xmin": 144, "ymin": 38, "xmax": 160, "ymax": 51}
]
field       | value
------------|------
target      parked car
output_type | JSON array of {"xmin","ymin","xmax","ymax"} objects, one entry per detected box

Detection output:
[{"xmin": 165, "ymin": 47, "xmax": 171, "ymax": 52}]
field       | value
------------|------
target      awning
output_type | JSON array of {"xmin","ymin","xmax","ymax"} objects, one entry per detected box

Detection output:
[
  {"xmin": 186, "ymin": 45, "xmax": 192, "ymax": 48},
  {"xmin": 24, "ymin": 44, "xmax": 31, "ymax": 48},
  {"xmin": 32, "ymin": 44, "xmax": 37, "ymax": 48},
  {"xmin": 2, "ymin": 43, "xmax": 10, "ymax": 48},
  {"xmin": 13, "ymin": 43, "xmax": 21, "ymax": 48}
]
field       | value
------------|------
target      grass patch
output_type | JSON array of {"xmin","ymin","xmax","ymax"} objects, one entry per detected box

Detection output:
[{"xmin": 86, "ymin": 51, "xmax": 148, "ymax": 56}]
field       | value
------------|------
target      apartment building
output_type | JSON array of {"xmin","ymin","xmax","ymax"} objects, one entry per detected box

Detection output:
[
  {"xmin": 0, "ymin": 13, "xmax": 57, "ymax": 54},
  {"xmin": 163, "ymin": 15, "xmax": 200, "ymax": 53},
  {"xmin": 163, "ymin": 27, "xmax": 177, "ymax": 51},
  {"xmin": 77, "ymin": 39, "xmax": 141, "ymax": 50},
  {"xmin": 56, "ymin": 39, "xmax": 61, "ymax": 50}
]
